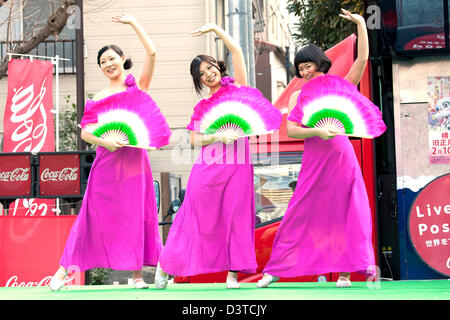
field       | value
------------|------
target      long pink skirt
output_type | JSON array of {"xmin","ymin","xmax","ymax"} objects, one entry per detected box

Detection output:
[
  {"xmin": 159, "ymin": 138, "xmax": 258, "ymax": 276},
  {"xmin": 264, "ymin": 135, "xmax": 375, "ymax": 277},
  {"xmin": 60, "ymin": 146, "xmax": 162, "ymax": 271}
]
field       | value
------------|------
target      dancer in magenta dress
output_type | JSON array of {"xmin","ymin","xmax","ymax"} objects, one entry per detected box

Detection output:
[
  {"xmin": 258, "ymin": 9, "xmax": 376, "ymax": 288},
  {"xmin": 155, "ymin": 23, "xmax": 258, "ymax": 289},
  {"xmin": 50, "ymin": 15, "xmax": 170, "ymax": 291}
]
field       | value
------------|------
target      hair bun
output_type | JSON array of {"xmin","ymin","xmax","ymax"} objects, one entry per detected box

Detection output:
[
  {"xmin": 217, "ymin": 60, "xmax": 226, "ymax": 73},
  {"xmin": 123, "ymin": 57, "xmax": 133, "ymax": 70}
]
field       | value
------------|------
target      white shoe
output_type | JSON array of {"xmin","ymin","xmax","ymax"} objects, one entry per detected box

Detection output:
[
  {"xmin": 226, "ymin": 277, "xmax": 241, "ymax": 289},
  {"xmin": 336, "ymin": 276, "xmax": 352, "ymax": 288},
  {"xmin": 49, "ymin": 269, "xmax": 67, "ymax": 291},
  {"xmin": 256, "ymin": 274, "xmax": 279, "ymax": 288},
  {"xmin": 154, "ymin": 262, "xmax": 169, "ymax": 289},
  {"xmin": 133, "ymin": 278, "xmax": 149, "ymax": 289}
]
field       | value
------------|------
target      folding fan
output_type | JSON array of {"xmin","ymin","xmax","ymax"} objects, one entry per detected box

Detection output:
[
  {"xmin": 189, "ymin": 78, "xmax": 282, "ymax": 137},
  {"xmin": 298, "ymin": 74, "xmax": 386, "ymax": 139},
  {"xmin": 81, "ymin": 91, "xmax": 171, "ymax": 150}
]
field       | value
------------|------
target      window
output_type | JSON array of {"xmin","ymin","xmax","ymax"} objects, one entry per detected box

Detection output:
[
  {"xmin": 253, "ymin": 152, "xmax": 302, "ymax": 226},
  {"xmin": 0, "ymin": 0, "xmax": 76, "ymax": 73},
  {"xmin": 384, "ymin": 0, "xmax": 450, "ymax": 54}
]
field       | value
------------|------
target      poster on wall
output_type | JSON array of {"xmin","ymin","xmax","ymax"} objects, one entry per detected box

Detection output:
[
  {"xmin": 408, "ymin": 173, "xmax": 450, "ymax": 277},
  {"xmin": 427, "ymin": 76, "xmax": 450, "ymax": 164}
]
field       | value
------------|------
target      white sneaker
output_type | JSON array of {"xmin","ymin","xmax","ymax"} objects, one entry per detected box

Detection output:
[
  {"xmin": 49, "ymin": 269, "xmax": 67, "ymax": 291},
  {"xmin": 154, "ymin": 262, "xmax": 169, "ymax": 289},
  {"xmin": 226, "ymin": 277, "xmax": 241, "ymax": 289},
  {"xmin": 256, "ymin": 274, "xmax": 279, "ymax": 288},
  {"xmin": 133, "ymin": 278, "xmax": 149, "ymax": 289},
  {"xmin": 336, "ymin": 277, "xmax": 352, "ymax": 288}
]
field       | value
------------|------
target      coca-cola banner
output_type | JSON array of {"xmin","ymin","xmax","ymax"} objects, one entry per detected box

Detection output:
[
  {"xmin": 0, "ymin": 153, "xmax": 32, "ymax": 197},
  {"xmin": 2, "ymin": 59, "xmax": 56, "ymax": 214},
  {"xmin": 39, "ymin": 153, "xmax": 81, "ymax": 196},
  {"xmin": 0, "ymin": 216, "xmax": 84, "ymax": 287},
  {"xmin": 9, "ymin": 199, "xmax": 56, "ymax": 216},
  {"xmin": 3, "ymin": 59, "xmax": 54, "ymax": 152}
]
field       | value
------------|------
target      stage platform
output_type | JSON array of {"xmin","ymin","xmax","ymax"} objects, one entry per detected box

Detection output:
[{"xmin": 1, "ymin": 280, "xmax": 449, "ymax": 300}]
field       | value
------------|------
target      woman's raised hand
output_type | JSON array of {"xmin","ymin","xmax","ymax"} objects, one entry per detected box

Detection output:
[
  {"xmin": 190, "ymin": 22, "xmax": 246, "ymax": 85},
  {"xmin": 339, "ymin": 8, "xmax": 365, "ymax": 25},
  {"xmin": 112, "ymin": 14, "xmax": 137, "ymax": 25},
  {"xmin": 341, "ymin": 8, "xmax": 369, "ymax": 85},
  {"xmin": 190, "ymin": 23, "xmax": 218, "ymax": 37}
]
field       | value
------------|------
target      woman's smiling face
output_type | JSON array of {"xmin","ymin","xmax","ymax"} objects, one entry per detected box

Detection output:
[
  {"xmin": 297, "ymin": 61, "xmax": 322, "ymax": 81},
  {"xmin": 198, "ymin": 61, "xmax": 221, "ymax": 88},
  {"xmin": 98, "ymin": 48, "xmax": 125, "ymax": 79}
]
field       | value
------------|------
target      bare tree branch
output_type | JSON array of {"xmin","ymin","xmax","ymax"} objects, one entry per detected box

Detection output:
[
  {"xmin": 0, "ymin": 0, "xmax": 76, "ymax": 79},
  {"xmin": 0, "ymin": 1, "xmax": 28, "ymax": 30}
]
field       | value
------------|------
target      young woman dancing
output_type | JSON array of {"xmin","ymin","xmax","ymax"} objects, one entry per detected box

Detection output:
[
  {"xmin": 258, "ymin": 9, "xmax": 376, "ymax": 288},
  {"xmin": 155, "ymin": 23, "xmax": 258, "ymax": 289},
  {"xmin": 49, "ymin": 14, "xmax": 170, "ymax": 291}
]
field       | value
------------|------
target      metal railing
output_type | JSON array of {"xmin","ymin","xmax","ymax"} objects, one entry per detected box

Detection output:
[{"xmin": 0, "ymin": 39, "xmax": 76, "ymax": 74}]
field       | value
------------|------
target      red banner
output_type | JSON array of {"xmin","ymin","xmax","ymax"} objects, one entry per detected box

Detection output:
[
  {"xmin": 2, "ymin": 59, "xmax": 56, "ymax": 212},
  {"xmin": 408, "ymin": 174, "xmax": 450, "ymax": 276},
  {"xmin": 3, "ymin": 59, "xmax": 54, "ymax": 152},
  {"xmin": 9, "ymin": 199, "xmax": 56, "ymax": 216},
  {"xmin": 1, "ymin": 59, "xmax": 58, "ymax": 286},
  {"xmin": 0, "ymin": 216, "xmax": 84, "ymax": 287}
]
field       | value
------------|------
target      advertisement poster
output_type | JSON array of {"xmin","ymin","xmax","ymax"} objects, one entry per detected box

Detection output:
[
  {"xmin": 408, "ymin": 174, "xmax": 450, "ymax": 277},
  {"xmin": 427, "ymin": 76, "xmax": 450, "ymax": 164}
]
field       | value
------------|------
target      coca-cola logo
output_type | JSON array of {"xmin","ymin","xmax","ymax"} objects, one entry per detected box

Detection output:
[
  {"xmin": 0, "ymin": 168, "xmax": 30, "ymax": 182},
  {"xmin": 9, "ymin": 77, "xmax": 49, "ymax": 152},
  {"xmin": 5, "ymin": 274, "xmax": 75, "ymax": 287},
  {"xmin": 41, "ymin": 167, "xmax": 79, "ymax": 182},
  {"xmin": 11, "ymin": 199, "xmax": 53, "ymax": 216},
  {"xmin": 5, "ymin": 275, "xmax": 52, "ymax": 287}
]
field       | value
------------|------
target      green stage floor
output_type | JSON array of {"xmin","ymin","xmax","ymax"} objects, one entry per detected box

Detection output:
[{"xmin": 0, "ymin": 280, "xmax": 449, "ymax": 300}]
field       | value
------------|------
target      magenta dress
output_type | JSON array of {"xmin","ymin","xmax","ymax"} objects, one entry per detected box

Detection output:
[
  {"xmin": 60, "ymin": 75, "xmax": 166, "ymax": 271},
  {"xmin": 263, "ymin": 91, "xmax": 375, "ymax": 277},
  {"xmin": 158, "ymin": 80, "xmax": 258, "ymax": 276}
]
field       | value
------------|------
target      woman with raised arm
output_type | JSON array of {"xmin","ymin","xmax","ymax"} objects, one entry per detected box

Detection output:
[
  {"xmin": 154, "ymin": 23, "xmax": 258, "ymax": 289},
  {"xmin": 49, "ymin": 14, "xmax": 170, "ymax": 291},
  {"xmin": 258, "ymin": 9, "xmax": 376, "ymax": 288}
]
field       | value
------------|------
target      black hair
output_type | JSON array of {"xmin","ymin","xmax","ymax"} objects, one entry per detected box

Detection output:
[
  {"xmin": 97, "ymin": 44, "xmax": 133, "ymax": 70},
  {"xmin": 190, "ymin": 55, "xmax": 227, "ymax": 95},
  {"xmin": 294, "ymin": 44, "xmax": 331, "ymax": 78}
]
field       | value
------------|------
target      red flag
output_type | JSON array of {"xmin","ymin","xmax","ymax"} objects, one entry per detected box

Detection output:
[
  {"xmin": 3, "ymin": 59, "xmax": 55, "ymax": 152},
  {"xmin": 3, "ymin": 59, "xmax": 56, "ymax": 218}
]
